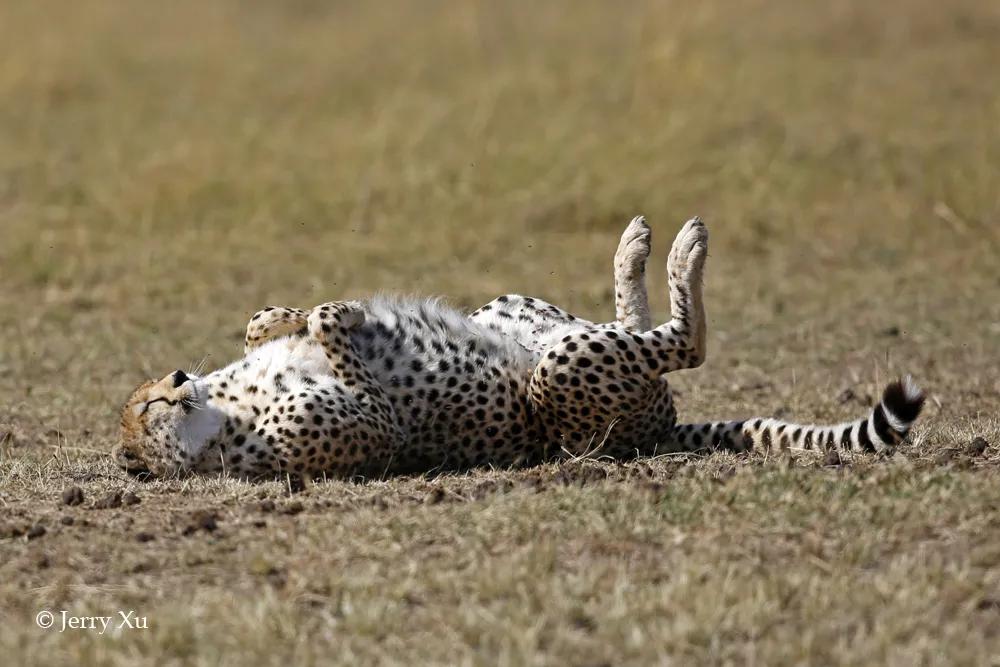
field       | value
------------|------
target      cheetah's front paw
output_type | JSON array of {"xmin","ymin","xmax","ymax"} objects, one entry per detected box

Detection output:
[
  {"xmin": 245, "ymin": 306, "xmax": 309, "ymax": 353},
  {"xmin": 309, "ymin": 300, "xmax": 366, "ymax": 334}
]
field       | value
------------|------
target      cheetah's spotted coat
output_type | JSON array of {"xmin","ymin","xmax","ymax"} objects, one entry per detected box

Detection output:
[{"xmin": 117, "ymin": 217, "xmax": 925, "ymax": 478}]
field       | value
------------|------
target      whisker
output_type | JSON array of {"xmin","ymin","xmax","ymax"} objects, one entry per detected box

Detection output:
[{"xmin": 191, "ymin": 357, "xmax": 208, "ymax": 376}]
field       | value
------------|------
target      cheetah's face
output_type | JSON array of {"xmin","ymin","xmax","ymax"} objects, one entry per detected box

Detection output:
[{"xmin": 115, "ymin": 370, "xmax": 206, "ymax": 477}]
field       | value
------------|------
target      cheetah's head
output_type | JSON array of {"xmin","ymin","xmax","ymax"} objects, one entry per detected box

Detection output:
[{"xmin": 115, "ymin": 370, "xmax": 219, "ymax": 477}]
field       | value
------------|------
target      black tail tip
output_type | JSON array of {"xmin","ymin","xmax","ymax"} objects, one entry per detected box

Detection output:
[{"xmin": 881, "ymin": 376, "xmax": 925, "ymax": 425}]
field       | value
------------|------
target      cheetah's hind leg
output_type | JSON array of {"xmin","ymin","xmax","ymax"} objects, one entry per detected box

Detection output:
[
  {"xmin": 613, "ymin": 215, "xmax": 652, "ymax": 332},
  {"xmin": 660, "ymin": 217, "xmax": 708, "ymax": 371}
]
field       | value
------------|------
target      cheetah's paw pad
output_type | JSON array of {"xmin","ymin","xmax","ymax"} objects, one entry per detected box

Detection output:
[
  {"xmin": 667, "ymin": 217, "xmax": 707, "ymax": 280},
  {"xmin": 615, "ymin": 215, "xmax": 652, "ymax": 275}
]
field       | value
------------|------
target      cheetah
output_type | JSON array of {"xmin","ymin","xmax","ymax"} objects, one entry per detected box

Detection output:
[{"xmin": 116, "ymin": 216, "xmax": 925, "ymax": 479}]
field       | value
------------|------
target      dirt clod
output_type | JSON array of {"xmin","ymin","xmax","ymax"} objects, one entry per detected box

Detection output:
[
  {"xmin": 258, "ymin": 500, "xmax": 276, "ymax": 513},
  {"xmin": 183, "ymin": 511, "xmax": 219, "ymax": 535},
  {"xmin": 426, "ymin": 488, "xmax": 447, "ymax": 504},
  {"xmin": 642, "ymin": 482, "xmax": 666, "ymax": 495},
  {"xmin": 93, "ymin": 490, "xmax": 123, "ymax": 509},
  {"xmin": 62, "ymin": 486, "xmax": 85, "ymax": 506},
  {"xmin": 824, "ymin": 450, "xmax": 843, "ymax": 467},
  {"xmin": 0, "ymin": 523, "xmax": 26, "ymax": 539},
  {"xmin": 26, "ymin": 524, "xmax": 46, "ymax": 540},
  {"xmin": 282, "ymin": 501, "xmax": 304, "ymax": 516},
  {"xmin": 968, "ymin": 437, "xmax": 989, "ymax": 457},
  {"xmin": 978, "ymin": 598, "xmax": 1000, "ymax": 612},
  {"xmin": 835, "ymin": 388, "xmax": 871, "ymax": 406},
  {"xmin": 136, "ymin": 531, "xmax": 156, "ymax": 543},
  {"xmin": 122, "ymin": 491, "xmax": 141, "ymax": 506},
  {"xmin": 836, "ymin": 388, "xmax": 858, "ymax": 404}
]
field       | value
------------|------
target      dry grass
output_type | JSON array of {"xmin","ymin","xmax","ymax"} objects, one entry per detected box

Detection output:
[{"xmin": 1, "ymin": 0, "xmax": 999, "ymax": 664}]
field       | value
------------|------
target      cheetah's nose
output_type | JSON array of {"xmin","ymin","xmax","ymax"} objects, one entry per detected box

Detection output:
[{"xmin": 171, "ymin": 370, "xmax": 189, "ymax": 388}]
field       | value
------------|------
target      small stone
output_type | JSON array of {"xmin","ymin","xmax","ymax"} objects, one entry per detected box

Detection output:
[
  {"xmin": 122, "ymin": 491, "xmax": 141, "ymax": 506},
  {"xmin": 60, "ymin": 516, "xmax": 75, "ymax": 526},
  {"xmin": 62, "ymin": 486, "xmax": 85, "ymax": 506},
  {"xmin": 136, "ymin": 531, "xmax": 156, "ymax": 543},
  {"xmin": 824, "ymin": 450, "xmax": 843, "ymax": 467},
  {"xmin": 880, "ymin": 326, "xmax": 901, "ymax": 337},
  {"xmin": 26, "ymin": 524, "xmax": 46, "ymax": 540}
]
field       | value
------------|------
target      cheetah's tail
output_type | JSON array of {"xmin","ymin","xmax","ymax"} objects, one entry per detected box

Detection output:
[{"xmin": 672, "ymin": 376, "xmax": 925, "ymax": 454}]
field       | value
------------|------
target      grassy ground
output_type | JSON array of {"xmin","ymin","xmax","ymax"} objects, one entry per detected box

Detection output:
[{"xmin": 1, "ymin": 0, "xmax": 999, "ymax": 664}]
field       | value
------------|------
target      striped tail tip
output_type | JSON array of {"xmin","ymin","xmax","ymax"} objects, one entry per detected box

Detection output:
[{"xmin": 874, "ymin": 375, "xmax": 925, "ymax": 444}]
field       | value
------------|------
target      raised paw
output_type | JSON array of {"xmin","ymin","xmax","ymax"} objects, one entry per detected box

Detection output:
[
  {"xmin": 613, "ymin": 215, "xmax": 653, "ymax": 332},
  {"xmin": 308, "ymin": 300, "xmax": 366, "ymax": 336},
  {"xmin": 664, "ymin": 217, "xmax": 707, "ymax": 354},
  {"xmin": 615, "ymin": 215, "xmax": 652, "ymax": 278},
  {"xmin": 245, "ymin": 306, "xmax": 309, "ymax": 353},
  {"xmin": 667, "ymin": 217, "xmax": 708, "ymax": 283}
]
